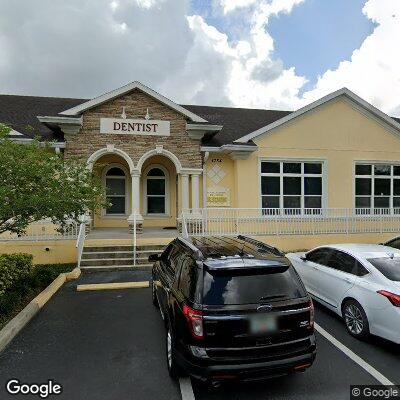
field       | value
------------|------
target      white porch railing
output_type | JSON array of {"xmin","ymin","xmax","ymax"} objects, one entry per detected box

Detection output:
[
  {"xmin": 180, "ymin": 208, "xmax": 400, "ymax": 237},
  {"xmin": 0, "ymin": 219, "xmax": 79, "ymax": 241},
  {"xmin": 76, "ymin": 222, "xmax": 87, "ymax": 268}
]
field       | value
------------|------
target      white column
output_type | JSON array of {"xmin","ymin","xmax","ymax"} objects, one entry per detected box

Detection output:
[
  {"xmin": 191, "ymin": 174, "xmax": 200, "ymax": 212},
  {"xmin": 128, "ymin": 170, "xmax": 143, "ymax": 226},
  {"xmin": 181, "ymin": 173, "xmax": 190, "ymax": 211}
]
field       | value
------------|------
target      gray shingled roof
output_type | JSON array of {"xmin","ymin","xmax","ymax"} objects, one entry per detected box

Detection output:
[
  {"xmin": 1, "ymin": 93, "xmax": 399, "ymax": 147},
  {"xmin": 0, "ymin": 94, "xmax": 86, "ymax": 141},
  {"xmin": 0, "ymin": 93, "xmax": 291, "ymax": 146}
]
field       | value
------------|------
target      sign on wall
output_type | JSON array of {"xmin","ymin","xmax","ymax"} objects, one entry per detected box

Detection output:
[
  {"xmin": 207, "ymin": 187, "xmax": 231, "ymax": 207},
  {"xmin": 100, "ymin": 118, "xmax": 170, "ymax": 136}
]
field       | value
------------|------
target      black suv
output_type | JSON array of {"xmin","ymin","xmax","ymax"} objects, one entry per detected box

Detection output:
[{"xmin": 149, "ymin": 235, "xmax": 316, "ymax": 383}]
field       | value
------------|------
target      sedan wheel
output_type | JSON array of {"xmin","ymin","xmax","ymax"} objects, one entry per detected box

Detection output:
[{"xmin": 343, "ymin": 300, "xmax": 370, "ymax": 340}]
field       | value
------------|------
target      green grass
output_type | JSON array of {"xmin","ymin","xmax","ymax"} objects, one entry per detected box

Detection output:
[{"xmin": 0, "ymin": 263, "xmax": 75, "ymax": 330}]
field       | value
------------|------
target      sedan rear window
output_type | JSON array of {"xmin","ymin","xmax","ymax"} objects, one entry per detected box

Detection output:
[
  {"xmin": 202, "ymin": 267, "xmax": 307, "ymax": 305},
  {"xmin": 367, "ymin": 257, "xmax": 400, "ymax": 281}
]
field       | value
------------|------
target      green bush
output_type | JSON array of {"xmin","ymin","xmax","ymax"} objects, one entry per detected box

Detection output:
[
  {"xmin": 0, "ymin": 253, "xmax": 33, "ymax": 296},
  {"xmin": 0, "ymin": 260, "xmax": 75, "ymax": 329}
]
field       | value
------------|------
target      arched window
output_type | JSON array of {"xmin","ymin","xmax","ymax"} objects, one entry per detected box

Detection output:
[
  {"xmin": 105, "ymin": 167, "xmax": 126, "ymax": 215},
  {"xmin": 146, "ymin": 167, "xmax": 167, "ymax": 215}
]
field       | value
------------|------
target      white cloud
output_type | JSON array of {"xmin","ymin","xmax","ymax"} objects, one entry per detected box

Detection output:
[
  {"xmin": 218, "ymin": 0, "xmax": 258, "ymax": 14},
  {"xmin": 301, "ymin": 0, "xmax": 400, "ymax": 115},
  {"xmin": 0, "ymin": 0, "xmax": 399, "ymax": 116}
]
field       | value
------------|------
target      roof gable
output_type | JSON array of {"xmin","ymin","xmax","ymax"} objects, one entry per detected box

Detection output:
[
  {"xmin": 59, "ymin": 81, "xmax": 207, "ymax": 123},
  {"xmin": 234, "ymin": 88, "xmax": 400, "ymax": 143}
]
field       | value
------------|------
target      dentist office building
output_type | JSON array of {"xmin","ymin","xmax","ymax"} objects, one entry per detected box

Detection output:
[{"xmin": 2, "ymin": 81, "xmax": 400, "ymax": 264}]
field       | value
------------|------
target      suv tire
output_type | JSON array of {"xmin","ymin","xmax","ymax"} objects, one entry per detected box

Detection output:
[
  {"xmin": 166, "ymin": 324, "xmax": 181, "ymax": 380},
  {"xmin": 342, "ymin": 299, "xmax": 370, "ymax": 340}
]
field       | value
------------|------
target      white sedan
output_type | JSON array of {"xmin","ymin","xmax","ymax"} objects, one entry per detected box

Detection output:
[{"xmin": 287, "ymin": 244, "xmax": 400, "ymax": 344}]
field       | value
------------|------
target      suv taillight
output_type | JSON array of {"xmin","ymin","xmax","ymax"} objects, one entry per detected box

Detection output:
[
  {"xmin": 183, "ymin": 304, "xmax": 204, "ymax": 340},
  {"xmin": 377, "ymin": 290, "xmax": 400, "ymax": 307},
  {"xmin": 309, "ymin": 300, "xmax": 315, "ymax": 328}
]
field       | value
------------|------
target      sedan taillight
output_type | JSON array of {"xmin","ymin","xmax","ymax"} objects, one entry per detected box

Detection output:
[
  {"xmin": 377, "ymin": 290, "xmax": 400, "ymax": 307},
  {"xmin": 183, "ymin": 304, "xmax": 204, "ymax": 340}
]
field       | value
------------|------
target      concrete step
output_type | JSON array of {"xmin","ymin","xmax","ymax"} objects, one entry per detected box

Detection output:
[
  {"xmin": 134, "ymin": 245, "xmax": 166, "ymax": 251},
  {"xmin": 82, "ymin": 251, "xmax": 133, "ymax": 260},
  {"xmin": 81, "ymin": 258, "xmax": 135, "ymax": 267},
  {"xmin": 81, "ymin": 264, "xmax": 152, "ymax": 272},
  {"xmin": 83, "ymin": 246, "xmax": 133, "ymax": 252},
  {"xmin": 81, "ymin": 257, "xmax": 152, "ymax": 267}
]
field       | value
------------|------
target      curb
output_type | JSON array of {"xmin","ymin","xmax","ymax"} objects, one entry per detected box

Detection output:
[
  {"xmin": 0, "ymin": 267, "xmax": 81, "ymax": 353},
  {"xmin": 76, "ymin": 281, "xmax": 149, "ymax": 291}
]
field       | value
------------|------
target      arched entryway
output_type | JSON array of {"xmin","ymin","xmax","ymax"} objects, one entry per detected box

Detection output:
[
  {"xmin": 140, "ymin": 156, "xmax": 177, "ymax": 228},
  {"xmin": 104, "ymin": 165, "xmax": 128, "ymax": 216},
  {"xmin": 91, "ymin": 154, "xmax": 132, "ymax": 228}
]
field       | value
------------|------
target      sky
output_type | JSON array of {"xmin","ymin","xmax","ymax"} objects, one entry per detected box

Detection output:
[{"xmin": 0, "ymin": 0, "xmax": 399, "ymax": 115}]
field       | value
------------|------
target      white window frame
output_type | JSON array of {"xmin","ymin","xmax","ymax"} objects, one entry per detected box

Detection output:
[
  {"xmin": 259, "ymin": 158, "xmax": 327, "ymax": 215},
  {"xmin": 354, "ymin": 161, "xmax": 400, "ymax": 214},
  {"xmin": 143, "ymin": 164, "xmax": 170, "ymax": 217},
  {"xmin": 102, "ymin": 164, "xmax": 129, "ymax": 217}
]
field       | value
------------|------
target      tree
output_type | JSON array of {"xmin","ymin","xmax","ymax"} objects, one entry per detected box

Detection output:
[{"xmin": 0, "ymin": 123, "xmax": 106, "ymax": 235}]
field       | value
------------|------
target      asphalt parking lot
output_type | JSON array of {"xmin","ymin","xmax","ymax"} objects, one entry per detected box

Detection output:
[{"xmin": 0, "ymin": 271, "xmax": 399, "ymax": 400}]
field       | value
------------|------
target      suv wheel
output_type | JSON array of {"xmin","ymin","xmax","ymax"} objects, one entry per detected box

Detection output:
[
  {"xmin": 166, "ymin": 325, "xmax": 180, "ymax": 379},
  {"xmin": 342, "ymin": 300, "xmax": 370, "ymax": 340},
  {"xmin": 151, "ymin": 278, "xmax": 159, "ymax": 308}
]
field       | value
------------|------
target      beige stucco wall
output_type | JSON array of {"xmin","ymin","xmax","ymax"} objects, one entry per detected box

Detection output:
[
  {"xmin": 235, "ymin": 98, "xmax": 400, "ymax": 209},
  {"xmin": 0, "ymin": 240, "xmax": 77, "ymax": 264},
  {"xmin": 205, "ymin": 153, "xmax": 236, "ymax": 207}
]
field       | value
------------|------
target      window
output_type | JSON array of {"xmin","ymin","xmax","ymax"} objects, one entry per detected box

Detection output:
[
  {"xmin": 385, "ymin": 237, "xmax": 400, "ymax": 250},
  {"xmin": 105, "ymin": 167, "xmax": 126, "ymax": 215},
  {"xmin": 202, "ymin": 267, "xmax": 306, "ymax": 305},
  {"xmin": 367, "ymin": 257, "xmax": 400, "ymax": 281},
  {"xmin": 306, "ymin": 248, "xmax": 332, "ymax": 266},
  {"xmin": 145, "ymin": 167, "xmax": 167, "ymax": 215},
  {"xmin": 261, "ymin": 160, "xmax": 323, "ymax": 213},
  {"xmin": 178, "ymin": 256, "xmax": 199, "ymax": 301},
  {"xmin": 326, "ymin": 250, "xmax": 359, "ymax": 275},
  {"xmin": 355, "ymin": 163, "xmax": 400, "ymax": 213}
]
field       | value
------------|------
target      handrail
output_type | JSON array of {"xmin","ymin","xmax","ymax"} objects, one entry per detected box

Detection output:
[
  {"xmin": 181, "ymin": 211, "xmax": 189, "ymax": 239},
  {"xmin": 133, "ymin": 212, "xmax": 137, "ymax": 267},
  {"xmin": 76, "ymin": 222, "xmax": 86, "ymax": 268}
]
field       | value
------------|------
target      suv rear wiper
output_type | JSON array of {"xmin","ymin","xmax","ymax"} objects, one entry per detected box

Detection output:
[{"xmin": 259, "ymin": 294, "xmax": 288, "ymax": 301}]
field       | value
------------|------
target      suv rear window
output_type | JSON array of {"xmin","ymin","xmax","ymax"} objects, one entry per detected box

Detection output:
[
  {"xmin": 202, "ymin": 267, "xmax": 307, "ymax": 305},
  {"xmin": 367, "ymin": 257, "xmax": 400, "ymax": 281}
]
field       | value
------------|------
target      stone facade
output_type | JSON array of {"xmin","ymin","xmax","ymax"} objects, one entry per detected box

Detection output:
[{"xmin": 64, "ymin": 88, "xmax": 203, "ymax": 169}]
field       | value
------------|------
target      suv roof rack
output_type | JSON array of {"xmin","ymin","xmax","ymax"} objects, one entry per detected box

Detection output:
[
  {"xmin": 177, "ymin": 236, "xmax": 204, "ymax": 260},
  {"xmin": 187, "ymin": 236, "xmax": 284, "ymax": 260},
  {"xmin": 237, "ymin": 235, "xmax": 284, "ymax": 257}
]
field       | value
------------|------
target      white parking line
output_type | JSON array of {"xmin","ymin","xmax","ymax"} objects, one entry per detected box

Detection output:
[
  {"xmin": 315, "ymin": 323, "xmax": 394, "ymax": 386},
  {"xmin": 179, "ymin": 377, "xmax": 196, "ymax": 400}
]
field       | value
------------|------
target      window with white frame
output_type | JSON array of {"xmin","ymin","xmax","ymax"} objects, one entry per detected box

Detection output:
[
  {"xmin": 355, "ymin": 163, "xmax": 400, "ymax": 212},
  {"xmin": 260, "ymin": 160, "xmax": 323, "ymax": 213},
  {"xmin": 145, "ymin": 167, "xmax": 167, "ymax": 215},
  {"xmin": 105, "ymin": 167, "xmax": 126, "ymax": 215}
]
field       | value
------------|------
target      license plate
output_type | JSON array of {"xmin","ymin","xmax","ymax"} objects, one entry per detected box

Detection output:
[{"xmin": 250, "ymin": 314, "xmax": 278, "ymax": 335}]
